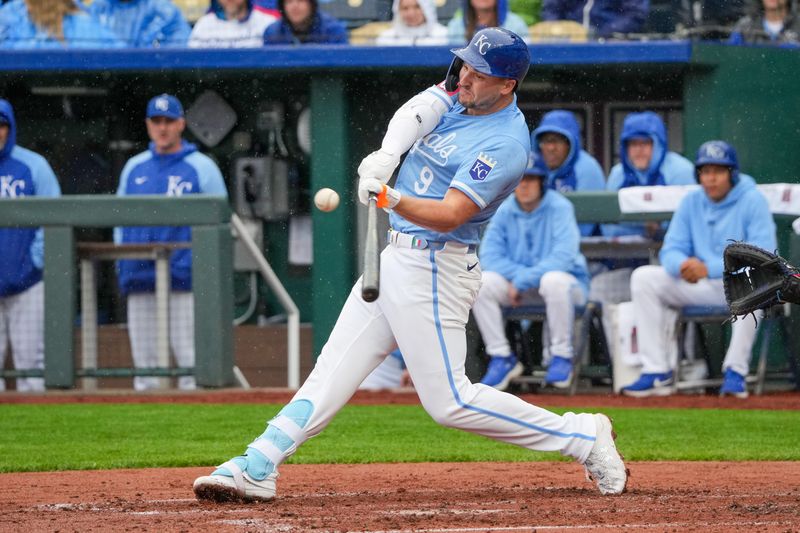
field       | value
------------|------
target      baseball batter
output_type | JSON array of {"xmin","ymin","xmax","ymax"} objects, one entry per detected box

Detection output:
[
  {"xmin": 0, "ymin": 99, "xmax": 61, "ymax": 392},
  {"xmin": 194, "ymin": 28, "xmax": 627, "ymax": 501}
]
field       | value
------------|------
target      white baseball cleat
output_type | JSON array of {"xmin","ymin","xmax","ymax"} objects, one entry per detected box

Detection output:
[
  {"xmin": 583, "ymin": 414, "xmax": 629, "ymax": 495},
  {"xmin": 193, "ymin": 461, "xmax": 277, "ymax": 503}
]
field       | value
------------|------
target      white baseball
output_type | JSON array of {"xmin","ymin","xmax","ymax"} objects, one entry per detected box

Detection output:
[{"xmin": 314, "ymin": 187, "xmax": 340, "ymax": 212}]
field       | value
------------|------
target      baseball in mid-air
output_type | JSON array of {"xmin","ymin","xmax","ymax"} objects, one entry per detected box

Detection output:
[{"xmin": 314, "ymin": 187, "xmax": 340, "ymax": 212}]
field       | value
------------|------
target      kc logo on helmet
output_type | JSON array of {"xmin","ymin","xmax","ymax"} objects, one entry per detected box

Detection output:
[
  {"xmin": 704, "ymin": 142, "xmax": 726, "ymax": 159},
  {"xmin": 469, "ymin": 153, "xmax": 496, "ymax": 181},
  {"xmin": 474, "ymin": 34, "xmax": 491, "ymax": 55},
  {"xmin": 155, "ymin": 97, "xmax": 170, "ymax": 111}
]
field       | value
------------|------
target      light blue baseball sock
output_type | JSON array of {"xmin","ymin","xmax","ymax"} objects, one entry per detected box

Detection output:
[{"xmin": 212, "ymin": 399, "xmax": 313, "ymax": 481}]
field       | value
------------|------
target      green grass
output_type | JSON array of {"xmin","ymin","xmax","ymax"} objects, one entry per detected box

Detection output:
[{"xmin": 1, "ymin": 403, "xmax": 798, "ymax": 473}]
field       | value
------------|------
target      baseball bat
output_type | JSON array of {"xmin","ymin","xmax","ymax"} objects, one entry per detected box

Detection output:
[{"xmin": 362, "ymin": 194, "xmax": 380, "ymax": 302}]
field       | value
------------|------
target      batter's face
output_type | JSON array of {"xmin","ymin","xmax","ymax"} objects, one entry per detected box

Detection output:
[
  {"xmin": 284, "ymin": 0, "xmax": 312, "ymax": 26},
  {"xmin": 627, "ymin": 138, "xmax": 654, "ymax": 171},
  {"xmin": 514, "ymin": 175, "xmax": 543, "ymax": 211},
  {"xmin": 457, "ymin": 63, "xmax": 516, "ymax": 116},
  {"xmin": 0, "ymin": 124, "xmax": 7, "ymax": 151},
  {"xmin": 698, "ymin": 164, "xmax": 733, "ymax": 202},
  {"xmin": 538, "ymin": 132, "xmax": 570, "ymax": 169},
  {"xmin": 399, "ymin": 0, "xmax": 425, "ymax": 27},
  {"xmin": 146, "ymin": 116, "xmax": 185, "ymax": 154}
]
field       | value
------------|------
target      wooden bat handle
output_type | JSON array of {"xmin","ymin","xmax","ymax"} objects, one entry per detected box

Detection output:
[{"xmin": 362, "ymin": 194, "xmax": 380, "ymax": 302}]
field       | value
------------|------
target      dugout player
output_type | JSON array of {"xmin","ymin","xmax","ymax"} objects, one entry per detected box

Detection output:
[
  {"xmin": 621, "ymin": 141, "xmax": 776, "ymax": 399},
  {"xmin": 472, "ymin": 153, "xmax": 590, "ymax": 391},
  {"xmin": 194, "ymin": 28, "xmax": 628, "ymax": 501},
  {"xmin": 115, "ymin": 94, "xmax": 227, "ymax": 391},
  {"xmin": 0, "ymin": 99, "xmax": 61, "ymax": 392}
]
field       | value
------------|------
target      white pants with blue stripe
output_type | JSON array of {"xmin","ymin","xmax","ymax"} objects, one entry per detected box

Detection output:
[{"xmin": 291, "ymin": 243, "xmax": 597, "ymax": 462}]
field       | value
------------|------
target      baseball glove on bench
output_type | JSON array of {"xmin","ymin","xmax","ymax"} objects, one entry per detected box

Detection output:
[{"xmin": 723, "ymin": 242, "xmax": 800, "ymax": 318}]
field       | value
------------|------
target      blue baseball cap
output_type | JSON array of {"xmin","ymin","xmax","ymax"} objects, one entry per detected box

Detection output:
[{"xmin": 146, "ymin": 94, "xmax": 184, "ymax": 119}]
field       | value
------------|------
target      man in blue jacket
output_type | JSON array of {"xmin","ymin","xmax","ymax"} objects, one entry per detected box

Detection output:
[
  {"xmin": 262, "ymin": 0, "xmax": 347, "ymax": 44},
  {"xmin": 531, "ymin": 109, "xmax": 605, "ymax": 236},
  {"xmin": 591, "ymin": 112, "xmax": 695, "ymax": 321},
  {"xmin": 472, "ymin": 153, "xmax": 590, "ymax": 390},
  {"xmin": 541, "ymin": 0, "xmax": 648, "ymax": 38},
  {"xmin": 621, "ymin": 140, "xmax": 776, "ymax": 399},
  {"xmin": 116, "ymin": 94, "xmax": 227, "ymax": 391},
  {"xmin": 0, "ymin": 99, "xmax": 61, "ymax": 392}
]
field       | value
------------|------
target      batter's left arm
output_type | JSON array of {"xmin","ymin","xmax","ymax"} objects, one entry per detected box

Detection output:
[{"xmin": 393, "ymin": 188, "xmax": 480, "ymax": 233}]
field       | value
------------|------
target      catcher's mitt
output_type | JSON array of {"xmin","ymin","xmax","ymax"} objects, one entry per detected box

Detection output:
[{"xmin": 723, "ymin": 242, "xmax": 800, "ymax": 317}]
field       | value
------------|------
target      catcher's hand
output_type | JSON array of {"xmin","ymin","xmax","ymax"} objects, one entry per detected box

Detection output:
[{"xmin": 723, "ymin": 242, "xmax": 800, "ymax": 317}]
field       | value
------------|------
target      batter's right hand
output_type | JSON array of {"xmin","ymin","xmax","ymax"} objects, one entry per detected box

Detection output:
[{"xmin": 357, "ymin": 149, "xmax": 400, "ymax": 184}]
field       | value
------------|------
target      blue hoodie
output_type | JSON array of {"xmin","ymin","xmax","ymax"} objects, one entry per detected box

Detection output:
[
  {"xmin": 445, "ymin": 0, "xmax": 530, "ymax": 44},
  {"xmin": 531, "ymin": 110, "xmax": 605, "ymax": 236},
  {"xmin": 88, "ymin": 0, "xmax": 191, "ymax": 47},
  {"xmin": 479, "ymin": 188, "xmax": 590, "ymax": 294},
  {"xmin": 115, "ymin": 140, "xmax": 227, "ymax": 295},
  {"xmin": 263, "ymin": 0, "xmax": 347, "ymax": 44},
  {"xmin": 602, "ymin": 111, "xmax": 695, "ymax": 238},
  {"xmin": 659, "ymin": 175, "xmax": 776, "ymax": 280},
  {"xmin": 541, "ymin": 0, "xmax": 648, "ymax": 38},
  {"xmin": 0, "ymin": 99, "xmax": 61, "ymax": 297},
  {"xmin": 0, "ymin": 0, "xmax": 124, "ymax": 49}
]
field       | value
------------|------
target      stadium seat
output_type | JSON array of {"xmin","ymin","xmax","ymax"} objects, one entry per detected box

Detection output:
[
  {"xmin": 501, "ymin": 301, "xmax": 605, "ymax": 395},
  {"xmin": 318, "ymin": 0, "xmax": 392, "ymax": 30},
  {"xmin": 349, "ymin": 21, "xmax": 391, "ymax": 45},
  {"xmin": 173, "ymin": 0, "xmax": 209, "ymax": 23},
  {"xmin": 529, "ymin": 21, "xmax": 588, "ymax": 43}
]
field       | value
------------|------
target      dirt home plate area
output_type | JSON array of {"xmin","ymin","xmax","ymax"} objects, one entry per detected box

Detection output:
[{"xmin": 2, "ymin": 390, "xmax": 800, "ymax": 532}]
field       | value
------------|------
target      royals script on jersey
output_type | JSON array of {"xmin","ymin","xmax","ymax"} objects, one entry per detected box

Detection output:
[{"xmin": 390, "ymin": 94, "xmax": 530, "ymax": 245}]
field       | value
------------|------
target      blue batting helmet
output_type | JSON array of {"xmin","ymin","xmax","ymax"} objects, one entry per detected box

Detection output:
[
  {"xmin": 445, "ymin": 28, "xmax": 530, "ymax": 92},
  {"xmin": 695, "ymin": 140, "xmax": 739, "ymax": 185},
  {"xmin": 522, "ymin": 151, "xmax": 549, "ymax": 195}
]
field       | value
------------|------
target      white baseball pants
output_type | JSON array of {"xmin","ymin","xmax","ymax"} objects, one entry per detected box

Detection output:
[
  {"xmin": 0, "ymin": 281, "xmax": 45, "ymax": 392},
  {"xmin": 290, "ymin": 241, "xmax": 598, "ymax": 462},
  {"xmin": 127, "ymin": 291, "xmax": 196, "ymax": 391},
  {"xmin": 631, "ymin": 265, "xmax": 761, "ymax": 376},
  {"xmin": 472, "ymin": 270, "xmax": 587, "ymax": 360}
]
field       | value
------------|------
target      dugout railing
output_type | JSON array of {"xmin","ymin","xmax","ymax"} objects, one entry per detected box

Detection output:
[{"xmin": 0, "ymin": 195, "xmax": 235, "ymax": 389}]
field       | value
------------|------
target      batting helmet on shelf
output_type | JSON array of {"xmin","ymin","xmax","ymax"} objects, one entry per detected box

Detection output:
[
  {"xmin": 445, "ymin": 27, "xmax": 530, "ymax": 92},
  {"xmin": 694, "ymin": 140, "xmax": 740, "ymax": 185}
]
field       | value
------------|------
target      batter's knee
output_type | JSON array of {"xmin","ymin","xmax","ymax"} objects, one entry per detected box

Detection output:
[{"xmin": 419, "ymin": 395, "xmax": 467, "ymax": 429}]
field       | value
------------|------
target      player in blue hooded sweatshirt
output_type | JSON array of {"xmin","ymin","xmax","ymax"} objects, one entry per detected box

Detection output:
[
  {"xmin": 531, "ymin": 110, "xmax": 605, "ymax": 236},
  {"xmin": 0, "ymin": 99, "xmax": 61, "ymax": 392},
  {"xmin": 621, "ymin": 141, "xmax": 776, "ymax": 399},
  {"xmin": 472, "ymin": 152, "xmax": 590, "ymax": 391},
  {"xmin": 115, "ymin": 94, "xmax": 227, "ymax": 391}
]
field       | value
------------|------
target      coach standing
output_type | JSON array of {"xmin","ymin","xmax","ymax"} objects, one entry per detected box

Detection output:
[
  {"xmin": 0, "ymin": 99, "xmax": 61, "ymax": 392},
  {"xmin": 115, "ymin": 94, "xmax": 227, "ymax": 391}
]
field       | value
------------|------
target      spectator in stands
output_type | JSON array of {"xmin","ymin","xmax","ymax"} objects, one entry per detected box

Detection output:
[
  {"xmin": 0, "ymin": 0, "xmax": 123, "ymax": 48},
  {"xmin": 541, "ymin": 0, "xmax": 648, "ymax": 38},
  {"xmin": 262, "ymin": 0, "xmax": 348, "ymax": 44},
  {"xmin": 728, "ymin": 0, "xmax": 800, "ymax": 45},
  {"xmin": 531, "ymin": 109, "xmax": 605, "ymax": 236},
  {"xmin": 115, "ymin": 94, "xmax": 227, "ymax": 391},
  {"xmin": 189, "ymin": 0, "xmax": 277, "ymax": 47},
  {"xmin": 0, "ymin": 99, "xmax": 61, "ymax": 392},
  {"xmin": 621, "ymin": 140, "xmax": 776, "ymax": 398},
  {"xmin": 472, "ymin": 153, "xmax": 590, "ymax": 391},
  {"xmin": 446, "ymin": 0, "xmax": 529, "ymax": 44},
  {"xmin": 375, "ymin": 0, "xmax": 448, "ymax": 45},
  {"xmin": 88, "ymin": 0, "xmax": 191, "ymax": 47}
]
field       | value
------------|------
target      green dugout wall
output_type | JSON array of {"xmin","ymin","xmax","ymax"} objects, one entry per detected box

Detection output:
[{"xmin": 0, "ymin": 42, "xmax": 798, "ymax": 366}]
